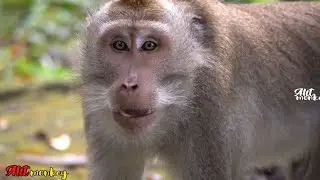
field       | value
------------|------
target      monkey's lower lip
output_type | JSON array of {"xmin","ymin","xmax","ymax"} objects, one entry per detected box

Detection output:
[
  {"xmin": 112, "ymin": 108, "xmax": 156, "ymax": 132},
  {"xmin": 117, "ymin": 108, "xmax": 154, "ymax": 118}
]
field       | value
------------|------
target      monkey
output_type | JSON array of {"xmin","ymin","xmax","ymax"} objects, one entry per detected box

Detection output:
[{"xmin": 76, "ymin": 0, "xmax": 320, "ymax": 179}]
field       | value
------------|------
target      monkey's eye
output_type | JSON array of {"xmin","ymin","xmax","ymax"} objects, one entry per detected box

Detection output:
[
  {"xmin": 141, "ymin": 41, "xmax": 158, "ymax": 51},
  {"xmin": 112, "ymin": 40, "xmax": 129, "ymax": 51}
]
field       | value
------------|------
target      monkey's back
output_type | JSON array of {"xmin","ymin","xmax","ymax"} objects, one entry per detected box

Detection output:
[
  {"xmin": 229, "ymin": 2, "xmax": 320, "ymax": 83},
  {"xmin": 225, "ymin": 2, "xmax": 320, "ymax": 107},
  {"xmin": 205, "ymin": 1, "xmax": 320, "ymax": 168}
]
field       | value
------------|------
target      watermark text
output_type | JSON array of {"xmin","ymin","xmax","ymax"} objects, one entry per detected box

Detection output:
[
  {"xmin": 5, "ymin": 165, "xmax": 68, "ymax": 180},
  {"xmin": 294, "ymin": 88, "xmax": 320, "ymax": 101}
]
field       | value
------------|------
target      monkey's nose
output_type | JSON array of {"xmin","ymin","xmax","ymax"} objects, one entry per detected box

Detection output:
[
  {"xmin": 121, "ymin": 75, "xmax": 139, "ymax": 92},
  {"xmin": 121, "ymin": 83, "xmax": 139, "ymax": 91}
]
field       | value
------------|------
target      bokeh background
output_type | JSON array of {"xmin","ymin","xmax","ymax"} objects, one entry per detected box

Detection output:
[{"xmin": 0, "ymin": 0, "xmax": 319, "ymax": 179}]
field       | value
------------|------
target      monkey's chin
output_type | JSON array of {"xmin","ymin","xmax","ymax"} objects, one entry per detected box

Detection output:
[{"xmin": 112, "ymin": 109, "xmax": 156, "ymax": 134}]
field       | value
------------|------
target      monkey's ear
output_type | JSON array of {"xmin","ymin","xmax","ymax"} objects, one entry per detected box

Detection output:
[
  {"xmin": 86, "ymin": 8, "xmax": 94, "ymax": 18},
  {"xmin": 190, "ymin": 13, "xmax": 207, "ymax": 43},
  {"xmin": 192, "ymin": 15, "xmax": 205, "ymax": 25}
]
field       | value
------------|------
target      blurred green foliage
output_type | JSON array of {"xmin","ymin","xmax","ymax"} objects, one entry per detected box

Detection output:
[
  {"xmin": 0, "ymin": 0, "xmax": 91, "ymax": 88},
  {"xmin": 0, "ymin": 44, "xmax": 74, "ymax": 87}
]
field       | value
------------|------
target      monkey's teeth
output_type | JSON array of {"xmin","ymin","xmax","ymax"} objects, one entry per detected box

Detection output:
[{"xmin": 119, "ymin": 110, "xmax": 133, "ymax": 118}]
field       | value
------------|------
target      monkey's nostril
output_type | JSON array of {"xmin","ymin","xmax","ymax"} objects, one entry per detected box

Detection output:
[
  {"xmin": 121, "ymin": 84, "xmax": 128, "ymax": 89},
  {"xmin": 131, "ymin": 84, "xmax": 138, "ymax": 90}
]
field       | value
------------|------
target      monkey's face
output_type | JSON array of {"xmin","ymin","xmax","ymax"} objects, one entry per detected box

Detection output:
[
  {"xmin": 96, "ymin": 21, "xmax": 175, "ymax": 134},
  {"xmin": 80, "ymin": 0, "xmax": 209, "ymax": 138}
]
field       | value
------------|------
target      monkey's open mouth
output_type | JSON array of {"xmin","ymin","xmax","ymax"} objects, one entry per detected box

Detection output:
[
  {"xmin": 117, "ymin": 108, "xmax": 154, "ymax": 118},
  {"xmin": 113, "ymin": 108, "xmax": 156, "ymax": 132}
]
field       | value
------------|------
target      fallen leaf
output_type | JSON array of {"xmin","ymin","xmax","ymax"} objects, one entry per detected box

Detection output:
[
  {"xmin": 145, "ymin": 173, "xmax": 164, "ymax": 180},
  {"xmin": 0, "ymin": 118, "xmax": 10, "ymax": 131},
  {"xmin": 49, "ymin": 134, "xmax": 71, "ymax": 151}
]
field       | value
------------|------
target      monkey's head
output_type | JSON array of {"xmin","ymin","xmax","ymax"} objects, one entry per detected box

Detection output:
[{"xmin": 79, "ymin": 0, "xmax": 211, "ymax": 141}]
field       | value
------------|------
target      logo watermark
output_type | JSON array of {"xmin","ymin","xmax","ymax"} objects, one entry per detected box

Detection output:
[
  {"xmin": 4, "ymin": 165, "xmax": 68, "ymax": 180},
  {"xmin": 294, "ymin": 88, "xmax": 320, "ymax": 101}
]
